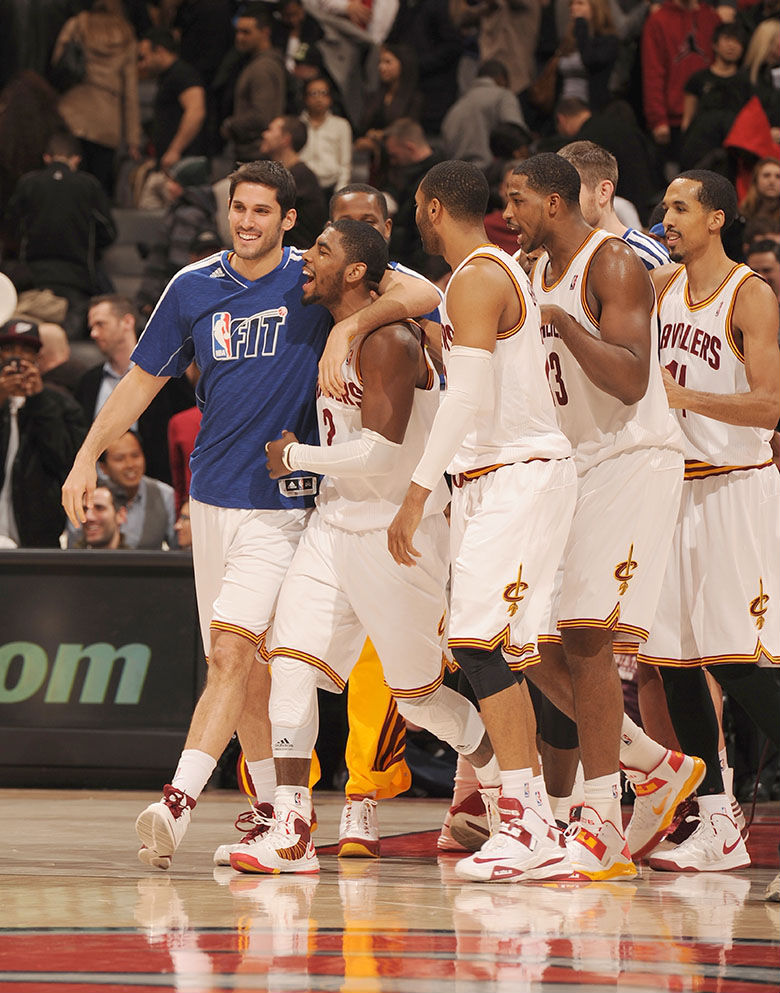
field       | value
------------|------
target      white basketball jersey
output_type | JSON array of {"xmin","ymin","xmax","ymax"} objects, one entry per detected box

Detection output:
[
  {"xmin": 315, "ymin": 325, "xmax": 450, "ymax": 532},
  {"xmin": 440, "ymin": 244, "xmax": 571, "ymax": 475},
  {"xmin": 657, "ymin": 263, "xmax": 773, "ymax": 470},
  {"xmin": 529, "ymin": 229, "xmax": 681, "ymax": 471}
]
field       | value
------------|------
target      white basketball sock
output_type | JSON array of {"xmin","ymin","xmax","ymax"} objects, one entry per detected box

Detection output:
[{"xmin": 170, "ymin": 749, "xmax": 217, "ymax": 801}]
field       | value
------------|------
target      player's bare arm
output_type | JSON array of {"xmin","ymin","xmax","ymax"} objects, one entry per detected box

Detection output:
[
  {"xmin": 266, "ymin": 323, "xmax": 422, "ymax": 480},
  {"xmin": 318, "ymin": 267, "xmax": 440, "ymax": 398},
  {"xmin": 541, "ymin": 239, "xmax": 654, "ymax": 405},
  {"xmin": 662, "ymin": 276, "xmax": 780, "ymax": 429},
  {"xmin": 388, "ymin": 262, "xmax": 508, "ymax": 567},
  {"xmin": 62, "ymin": 365, "xmax": 169, "ymax": 526}
]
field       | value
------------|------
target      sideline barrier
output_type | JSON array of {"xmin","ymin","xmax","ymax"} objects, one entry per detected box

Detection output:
[{"xmin": 0, "ymin": 550, "xmax": 203, "ymax": 788}]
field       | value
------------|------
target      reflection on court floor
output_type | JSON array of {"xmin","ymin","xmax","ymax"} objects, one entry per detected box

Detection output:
[{"xmin": 1, "ymin": 790, "xmax": 778, "ymax": 992}]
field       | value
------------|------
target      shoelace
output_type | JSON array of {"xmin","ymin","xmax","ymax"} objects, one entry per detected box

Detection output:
[
  {"xmin": 162, "ymin": 785, "xmax": 191, "ymax": 819},
  {"xmin": 234, "ymin": 806, "xmax": 274, "ymax": 841},
  {"xmin": 346, "ymin": 797, "xmax": 376, "ymax": 835},
  {"xmin": 479, "ymin": 789, "xmax": 502, "ymax": 837}
]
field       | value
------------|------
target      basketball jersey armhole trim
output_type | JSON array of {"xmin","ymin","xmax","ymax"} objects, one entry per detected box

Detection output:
[
  {"xmin": 466, "ymin": 251, "xmax": 527, "ymax": 339},
  {"xmin": 656, "ymin": 265, "xmax": 685, "ymax": 311},
  {"xmin": 579, "ymin": 234, "xmax": 626, "ymax": 329},
  {"xmin": 725, "ymin": 271, "xmax": 760, "ymax": 364}
]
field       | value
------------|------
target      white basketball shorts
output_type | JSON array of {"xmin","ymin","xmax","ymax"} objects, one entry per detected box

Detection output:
[
  {"xmin": 190, "ymin": 498, "xmax": 310, "ymax": 656},
  {"xmin": 268, "ymin": 511, "xmax": 450, "ymax": 698},
  {"xmin": 640, "ymin": 464, "xmax": 779, "ymax": 667},
  {"xmin": 448, "ymin": 459, "xmax": 577, "ymax": 669},
  {"xmin": 540, "ymin": 446, "xmax": 683, "ymax": 645}
]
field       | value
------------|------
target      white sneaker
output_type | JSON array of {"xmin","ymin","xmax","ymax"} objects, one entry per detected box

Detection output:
[
  {"xmin": 439, "ymin": 787, "xmax": 501, "ymax": 853},
  {"xmin": 648, "ymin": 800, "xmax": 751, "ymax": 872},
  {"xmin": 337, "ymin": 796, "xmax": 379, "ymax": 858},
  {"xmin": 135, "ymin": 785, "xmax": 196, "ymax": 869},
  {"xmin": 230, "ymin": 808, "xmax": 319, "ymax": 875},
  {"xmin": 213, "ymin": 802, "xmax": 275, "ymax": 866},
  {"xmin": 455, "ymin": 797, "xmax": 578, "ymax": 883},
  {"xmin": 766, "ymin": 872, "xmax": 780, "ymax": 903},
  {"xmin": 565, "ymin": 807, "xmax": 637, "ymax": 881},
  {"xmin": 624, "ymin": 749, "xmax": 705, "ymax": 859}
]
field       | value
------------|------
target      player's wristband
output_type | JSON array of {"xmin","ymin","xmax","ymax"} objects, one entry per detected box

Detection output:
[
  {"xmin": 411, "ymin": 345, "xmax": 493, "ymax": 491},
  {"xmin": 281, "ymin": 442, "xmax": 296, "ymax": 472}
]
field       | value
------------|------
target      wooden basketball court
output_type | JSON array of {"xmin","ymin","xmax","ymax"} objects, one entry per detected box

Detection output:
[{"xmin": 2, "ymin": 789, "xmax": 778, "ymax": 992}]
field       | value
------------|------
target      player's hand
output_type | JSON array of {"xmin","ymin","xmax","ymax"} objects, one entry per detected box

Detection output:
[
  {"xmin": 265, "ymin": 430, "xmax": 299, "ymax": 479},
  {"xmin": 661, "ymin": 365, "xmax": 686, "ymax": 409},
  {"xmin": 318, "ymin": 322, "xmax": 351, "ymax": 398},
  {"xmin": 387, "ymin": 484, "xmax": 428, "ymax": 566},
  {"xmin": 539, "ymin": 304, "xmax": 565, "ymax": 330},
  {"xmin": 62, "ymin": 456, "xmax": 98, "ymax": 527}
]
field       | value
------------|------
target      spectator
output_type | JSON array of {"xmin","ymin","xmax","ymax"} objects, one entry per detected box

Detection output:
[
  {"xmin": 5, "ymin": 130, "xmax": 116, "ymax": 340},
  {"xmin": 0, "ymin": 317, "xmax": 86, "ymax": 548},
  {"xmin": 747, "ymin": 238, "xmax": 780, "ymax": 303},
  {"xmin": 680, "ymin": 22, "xmax": 753, "ymax": 169},
  {"xmin": 304, "ymin": 0, "xmax": 399, "ymax": 127},
  {"xmin": 0, "ymin": 71, "xmax": 67, "ymax": 221},
  {"xmin": 484, "ymin": 160, "xmax": 525, "ymax": 254},
  {"xmin": 188, "ymin": 230, "xmax": 223, "ymax": 262},
  {"xmin": 167, "ymin": 0, "xmax": 235, "ymax": 89},
  {"xmin": 556, "ymin": 0, "xmax": 620, "ymax": 114},
  {"xmin": 221, "ymin": 3, "xmax": 288, "ymax": 163},
  {"xmin": 136, "ymin": 156, "xmax": 217, "ymax": 317},
  {"xmin": 96, "ymin": 430, "xmax": 177, "ymax": 549},
  {"xmin": 383, "ymin": 118, "xmax": 443, "ymax": 269},
  {"xmin": 387, "ymin": 0, "xmax": 463, "ymax": 135},
  {"xmin": 739, "ymin": 156, "xmax": 780, "ymax": 228},
  {"xmin": 35, "ymin": 320, "xmax": 79, "ymax": 398},
  {"xmin": 51, "ymin": 0, "xmax": 142, "ymax": 196},
  {"xmin": 138, "ymin": 27, "xmax": 207, "ymax": 172},
  {"xmin": 450, "ymin": 0, "xmax": 542, "ymax": 97},
  {"xmin": 75, "ymin": 293, "xmax": 195, "ymax": 485},
  {"xmin": 299, "ymin": 76, "xmax": 353, "ymax": 195},
  {"xmin": 552, "ymin": 97, "xmax": 663, "ymax": 223},
  {"xmin": 358, "ymin": 44, "xmax": 422, "ymax": 139},
  {"xmin": 77, "ymin": 482, "xmax": 127, "ymax": 548},
  {"xmin": 743, "ymin": 215, "xmax": 780, "ymax": 256},
  {"xmin": 271, "ymin": 0, "xmax": 325, "ymax": 85},
  {"xmin": 167, "ymin": 371, "xmax": 201, "ymax": 515},
  {"xmin": 441, "ymin": 59, "xmax": 527, "ymax": 170},
  {"xmin": 173, "ymin": 497, "xmax": 192, "ymax": 550},
  {"xmin": 258, "ymin": 116, "xmax": 328, "ymax": 248},
  {"xmin": 641, "ymin": 0, "xmax": 721, "ymax": 162},
  {"xmin": 743, "ymin": 18, "xmax": 780, "ymax": 139}
]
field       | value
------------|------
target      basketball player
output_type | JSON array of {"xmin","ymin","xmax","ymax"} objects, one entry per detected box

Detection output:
[
  {"xmin": 61, "ymin": 162, "xmax": 439, "ymax": 870},
  {"xmin": 638, "ymin": 170, "xmax": 780, "ymax": 875},
  {"xmin": 503, "ymin": 153, "xmax": 701, "ymax": 878},
  {"xmin": 557, "ymin": 141, "xmax": 670, "ymax": 271},
  {"xmin": 228, "ymin": 218, "xmax": 500, "ymax": 874},
  {"xmin": 390, "ymin": 160, "xmax": 581, "ymax": 884}
]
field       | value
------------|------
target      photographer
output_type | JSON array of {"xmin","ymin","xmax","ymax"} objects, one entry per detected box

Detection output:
[{"xmin": 0, "ymin": 319, "xmax": 86, "ymax": 547}]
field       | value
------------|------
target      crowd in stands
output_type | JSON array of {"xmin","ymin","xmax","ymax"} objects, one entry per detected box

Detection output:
[{"xmin": 0, "ymin": 0, "xmax": 777, "ymax": 798}]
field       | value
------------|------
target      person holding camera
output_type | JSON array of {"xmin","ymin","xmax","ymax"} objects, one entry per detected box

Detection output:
[{"xmin": 0, "ymin": 319, "xmax": 86, "ymax": 548}]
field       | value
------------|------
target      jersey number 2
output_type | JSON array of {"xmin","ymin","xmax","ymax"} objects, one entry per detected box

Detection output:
[{"xmin": 322, "ymin": 407, "xmax": 336, "ymax": 445}]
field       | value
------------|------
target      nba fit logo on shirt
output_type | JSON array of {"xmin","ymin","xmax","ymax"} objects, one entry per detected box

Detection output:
[{"xmin": 211, "ymin": 307, "xmax": 289, "ymax": 361}]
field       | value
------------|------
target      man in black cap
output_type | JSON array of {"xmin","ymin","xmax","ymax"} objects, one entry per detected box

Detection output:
[{"xmin": 0, "ymin": 318, "xmax": 86, "ymax": 547}]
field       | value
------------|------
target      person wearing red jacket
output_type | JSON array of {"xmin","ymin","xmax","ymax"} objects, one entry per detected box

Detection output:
[{"xmin": 641, "ymin": 0, "xmax": 721, "ymax": 160}]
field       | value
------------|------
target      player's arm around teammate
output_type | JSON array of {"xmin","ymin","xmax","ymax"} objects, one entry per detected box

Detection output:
[
  {"xmin": 540, "ymin": 237, "xmax": 655, "ymax": 406},
  {"xmin": 318, "ymin": 265, "xmax": 441, "ymax": 398}
]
